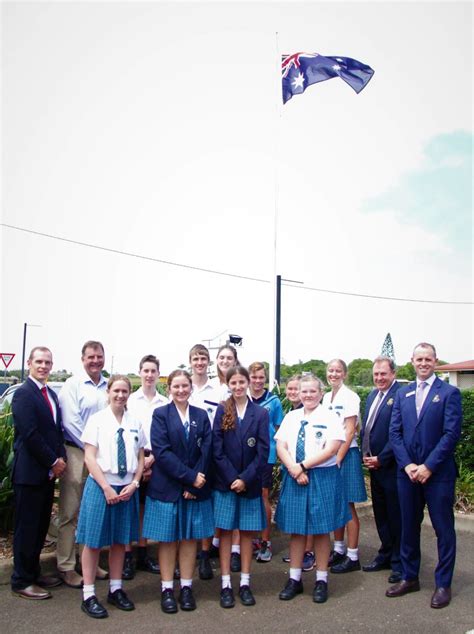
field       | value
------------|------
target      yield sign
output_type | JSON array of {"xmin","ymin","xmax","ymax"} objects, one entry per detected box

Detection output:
[{"xmin": 0, "ymin": 353, "xmax": 15, "ymax": 369}]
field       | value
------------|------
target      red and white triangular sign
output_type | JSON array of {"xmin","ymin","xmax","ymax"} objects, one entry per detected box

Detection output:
[{"xmin": 0, "ymin": 353, "xmax": 15, "ymax": 369}]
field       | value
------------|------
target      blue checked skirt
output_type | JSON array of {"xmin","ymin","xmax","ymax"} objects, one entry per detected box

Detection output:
[
  {"xmin": 142, "ymin": 496, "xmax": 214, "ymax": 542},
  {"xmin": 275, "ymin": 466, "xmax": 351, "ymax": 535},
  {"xmin": 213, "ymin": 490, "xmax": 267, "ymax": 532},
  {"xmin": 76, "ymin": 476, "xmax": 139, "ymax": 548},
  {"xmin": 340, "ymin": 446, "xmax": 368, "ymax": 503}
]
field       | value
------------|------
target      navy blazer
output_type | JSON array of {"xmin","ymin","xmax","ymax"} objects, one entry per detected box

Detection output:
[
  {"xmin": 389, "ymin": 377, "xmax": 462, "ymax": 481},
  {"xmin": 147, "ymin": 402, "xmax": 212, "ymax": 503},
  {"xmin": 212, "ymin": 398, "xmax": 269, "ymax": 499},
  {"xmin": 11, "ymin": 378, "xmax": 66, "ymax": 485},
  {"xmin": 360, "ymin": 381, "xmax": 401, "ymax": 470}
]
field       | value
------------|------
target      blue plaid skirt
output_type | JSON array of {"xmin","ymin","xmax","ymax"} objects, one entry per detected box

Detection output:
[
  {"xmin": 76, "ymin": 476, "xmax": 139, "ymax": 548},
  {"xmin": 213, "ymin": 490, "xmax": 267, "ymax": 532},
  {"xmin": 340, "ymin": 446, "xmax": 368, "ymax": 503},
  {"xmin": 142, "ymin": 496, "xmax": 214, "ymax": 542},
  {"xmin": 275, "ymin": 466, "xmax": 351, "ymax": 535}
]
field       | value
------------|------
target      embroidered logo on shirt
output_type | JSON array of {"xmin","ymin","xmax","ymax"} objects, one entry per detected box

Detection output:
[
  {"xmin": 315, "ymin": 431, "xmax": 323, "ymax": 439},
  {"xmin": 247, "ymin": 437, "xmax": 256, "ymax": 447}
]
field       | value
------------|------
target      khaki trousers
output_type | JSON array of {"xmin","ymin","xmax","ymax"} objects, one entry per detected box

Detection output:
[{"xmin": 56, "ymin": 445, "xmax": 88, "ymax": 572}]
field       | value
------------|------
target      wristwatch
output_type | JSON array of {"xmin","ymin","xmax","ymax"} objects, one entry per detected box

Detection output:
[{"xmin": 132, "ymin": 479, "xmax": 140, "ymax": 489}]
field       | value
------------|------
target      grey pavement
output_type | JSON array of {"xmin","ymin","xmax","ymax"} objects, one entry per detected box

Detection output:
[{"xmin": 1, "ymin": 511, "xmax": 473, "ymax": 634}]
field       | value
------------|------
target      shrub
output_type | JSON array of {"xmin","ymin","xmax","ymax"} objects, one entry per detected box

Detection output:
[{"xmin": 0, "ymin": 404, "xmax": 14, "ymax": 532}]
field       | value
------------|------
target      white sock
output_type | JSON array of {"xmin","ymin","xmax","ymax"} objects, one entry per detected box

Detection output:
[
  {"xmin": 161, "ymin": 580, "xmax": 174, "ymax": 591},
  {"xmin": 180, "ymin": 578, "xmax": 193, "ymax": 588},
  {"xmin": 334, "ymin": 540, "xmax": 346, "ymax": 555},
  {"xmin": 289, "ymin": 568, "xmax": 302, "ymax": 582},
  {"xmin": 347, "ymin": 547, "xmax": 359, "ymax": 561},
  {"xmin": 109, "ymin": 578, "xmax": 122, "ymax": 593},
  {"xmin": 316, "ymin": 570, "xmax": 328, "ymax": 583},
  {"xmin": 240, "ymin": 572, "xmax": 250, "ymax": 587},
  {"xmin": 265, "ymin": 540, "xmax": 272, "ymax": 548},
  {"xmin": 212, "ymin": 537, "xmax": 220, "ymax": 548},
  {"xmin": 231, "ymin": 545, "xmax": 241, "ymax": 554},
  {"xmin": 83, "ymin": 584, "xmax": 95, "ymax": 601},
  {"xmin": 221, "ymin": 574, "xmax": 231, "ymax": 589}
]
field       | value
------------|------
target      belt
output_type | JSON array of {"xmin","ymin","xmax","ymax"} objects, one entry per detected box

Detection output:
[{"xmin": 65, "ymin": 440, "xmax": 83, "ymax": 450}]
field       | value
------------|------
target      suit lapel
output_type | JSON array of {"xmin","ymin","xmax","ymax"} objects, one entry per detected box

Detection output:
[
  {"xmin": 239, "ymin": 400, "xmax": 254, "ymax": 441},
  {"xmin": 170, "ymin": 402, "xmax": 188, "ymax": 452},
  {"xmin": 28, "ymin": 378, "xmax": 55, "ymax": 424},
  {"xmin": 418, "ymin": 378, "xmax": 440, "ymax": 423}
]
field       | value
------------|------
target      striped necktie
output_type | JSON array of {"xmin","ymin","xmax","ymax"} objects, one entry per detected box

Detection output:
[
  {"xmin": 295, "ymin": 420, "xmax": 308, "ymax": 463},
  {"xmin": 184, "ymin": 420, "xmax": 190, "ymax": 440},
  {"xmin": 117, "ymin": 428, "xmax": 127, "ymax": 478}
]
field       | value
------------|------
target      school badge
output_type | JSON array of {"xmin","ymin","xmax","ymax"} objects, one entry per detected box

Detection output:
[
  {"xmin": 315, "ymin": 431, "xmax": 323, "ymax": 439},
  {"xmin": 247, "ymin": 437, "xmax": 256, "ymax": 447}
]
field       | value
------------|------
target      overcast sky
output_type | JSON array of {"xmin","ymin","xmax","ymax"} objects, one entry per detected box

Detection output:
[{"xmin": 1, "ymin": 0, "xmax": 472, "ymax": 377}]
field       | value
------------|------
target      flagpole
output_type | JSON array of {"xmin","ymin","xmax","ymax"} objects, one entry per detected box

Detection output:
[{"xmin": 269, "ymin": 32, "xmax": 283, "ymax": 392}]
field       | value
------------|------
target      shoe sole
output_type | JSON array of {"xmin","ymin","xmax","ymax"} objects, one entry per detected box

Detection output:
[
  {"xmin": 386, "ymin": 585, "xmax": 420, "ymax": 598},
  {"xmin": 12, "ymin": 592, "xmax": 51, "ymax": 600},
  {"xmin": 161, "ymin": 606, "xmax": 178, "ymax": 614},
  {"xmin": 81, "ymin": 604, "xmax": 108, "ymax": 618},
  {"xmin": 279, "ymin": 591, "xmax": 303, "ymax": 601},
  {"xmin": 107, "ymin": 600, "xmax": 135, "ymax": 611},
  {"xmin": 313, "ymin": 595, "xmax": 328, "ymax": 603},
  {"xmin": 179, "ymin": 603, "xmax": 196, "ymax": 611}
]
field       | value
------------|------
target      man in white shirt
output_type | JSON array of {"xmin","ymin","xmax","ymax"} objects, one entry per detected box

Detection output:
[{"xmin": 56, "ymin": 341, "xmax": 108, "ymax": 587}]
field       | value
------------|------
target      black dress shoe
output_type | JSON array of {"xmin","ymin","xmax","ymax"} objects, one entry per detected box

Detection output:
[
  {"xmin": 161, "ymin": 588, "xmax": 178, "ymax": 614},
  {"xmin": 230, "ymin": 552, "xmax": 241, "ymax": 572},
  {"xmin": 331, "ymin": 556, "xmax": 361, "ymax": 574},
  {"xmin": 388, "ymin": 571, "xmax": 402, "ymax": 584},
  {"xmin": 198, "ymin": 553, "xmax": 214, "ymax": 580},
  {"xmin": 81, "ymin": 595, "xmax": 108, "ymax": 619},
  {"xmin": 179, "ymin": 586, "xmax": 197, "ymax": 611},
  {"xmin": 385, "ymin": 579, "xmax": 420, "ymax": 597},
  {"xmin": 220, "ymin": 587, "xmax": 235, "ymax": 609},
  {"xmin": 328, "ymin": 550, "xmax": 345, "ymax": 566},
  {"xmin": 239, "ymin": 585, "xmax": 256, "ymax": 606},
  {"xmin": 313, "ymin": 580, "xmax": 328, "ymax": 603},
  {"xmin": 107, "ymin": 588, "xmax": 135, "ymax": 611},
  {"xmin": 431, "ymin": 587, "xmax": 451, "ymax": 609},
  {"xmin": 279, "ymin": 578, "xmax": 304, "ymax": 600},
  {"xmin": 37, "ymin": 575, "xmax": 64, "ymax": 588},
  {"xmin": 136, "ymin": 556, "xmax": 160, "ymax": 574},
  {"xmin": 174, "ymin": 565, "xmax": 181, "ymax": 580},
  {"xmin": 208, "ymin": 544, "xmax": 220, "ymax": 559},
  {"xmin": 362, "ymin": 560, "xmax": 392, "ymax": 572},
  {"xmin": 122, "ymin": 554, "xmax": 135, "ymax": 580}
]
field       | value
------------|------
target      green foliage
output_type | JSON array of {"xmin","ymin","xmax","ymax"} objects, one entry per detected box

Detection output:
[
  {"xmin": 455, "ymin": 462, "xmax": 474, "ymax": 513},
  {"xmin": 457, "ymin": 389, "xmax": 474, "ymax": 471},
  {"xmin": 280, "ymin": 360, "xmax": 327, "ymax": 383},
  {"xmin": 348, "ymin": 359, "xmax": 373, "ymax": 386},
  {"xmin": 396, "ymin": 362, "xmax": 416, "ymax": 381},
  {"xmin": 0, "ymin": 403, "xmax": 14, "ymax": 531}
]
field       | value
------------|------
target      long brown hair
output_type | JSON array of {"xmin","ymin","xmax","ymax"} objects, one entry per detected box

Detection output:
[{"xmin": 221, "ymin": 366, "xmax": 249, "ymax": 432}]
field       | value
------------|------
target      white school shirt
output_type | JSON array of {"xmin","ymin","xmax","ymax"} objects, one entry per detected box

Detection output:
[
  {"xmin": 81, "ymin": 406, "xmax": 146, "ymax": 485},
  {"xmin": 189, "ymin": 380, "xmax": 220, "ymax": 427},
  {"xmin": 127, "ymin": 387, "xmax": 169, "ymax": 449},
  {"xmin": 275, "ymin": 406, "xmax": 345, "ymax": 468},
  {"xmin": 322, "ymin": 384, "xmax": 361, "ymax": 449},
  {"xmin": 209, "ymin": 377, "xmax": 232, "ymax": 402}
]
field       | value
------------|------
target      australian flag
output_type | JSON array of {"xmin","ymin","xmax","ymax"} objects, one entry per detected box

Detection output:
[{"xmin": 282, "ymin": 52, "xmax": 374, "ymax": 104}]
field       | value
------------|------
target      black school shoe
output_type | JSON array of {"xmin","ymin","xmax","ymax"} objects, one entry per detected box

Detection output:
[
  {"xmin": 198, "ymin": 552, "xmax": 214, "ymax": 580},
  {"xmin": 179, "ymin": 586, "xmax": 196, "ymax": 611},
  {"xmin": 81, "ymin": 595, "xmax": 108, "ymax": 619},
  {"xmin": 220, "ymin": 587, "xmax": 235, "ymax": 609},
  {"xmin": 312, "ymin": 580, "xmax": 328, "ymax": 603},
  {"xmin": 330, "ymin": 556, "xmax": 361, "ymax": 574},
  {"xmin": 328, "ymin": 550, "xmax": 345, "ymax": 567},
  {"xmin": 239, "ymin": 585, "xmax": 256, "ymax": 606},
  {"xmin": 122, "ymin": 554, "xmax": 135, "ymax": 580},
  {"xmin": 230, "ymin": 552, "xmax": 241, "ymax": 572},
  {"xmin": 136, "ymin": 556, "xmax": 160, "ymax": 574},
  {"xmin": 161, "ymin": 588, "xmax": 178, "ymax": 614},
  {"xmin": 107, "ymin": 588, "xmax": 135, "ymax": 611},
  {"xmin": 279, "ymin": 578, "xmax": 304, "ymax": 601}
]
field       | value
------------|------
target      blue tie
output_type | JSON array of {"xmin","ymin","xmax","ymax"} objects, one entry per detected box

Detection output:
[
  {"xmin": 296, "ymin": 420, "xmax": 308, "ymax": 463},
  {"xmin": 117, "ymin": 428, "xmax": 127, "ymax": 478},
  {"xmin": 184, "ymin": 420, "xmax": 190, "ymax": 440}
]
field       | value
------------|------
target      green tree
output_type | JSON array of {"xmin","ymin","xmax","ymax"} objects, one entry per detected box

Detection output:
[{"xmin": 347, "ymin": 359, "xmax": 373, "ymax": 386}]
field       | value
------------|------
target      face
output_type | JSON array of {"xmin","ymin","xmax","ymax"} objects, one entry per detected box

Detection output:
[
  {"xmin": 28, "ymin": 350, "xmax": 53, "ymax": 384},
  {"xmin": 107, "ymin": 380, "xmax": 130, "ymax": 409},
  {"xmin": 300, "ymin": 380, "xmax": 323, "ymax": 411},
  {"xmin": 140, "ymin": 362, "xmax": 159, "ymax": 388},
  {"xmin": 228, "ymin": 373, "xmax": 249, "ymax": 399},
  {"xmin": 190, "ymin": 353, "xmax": 209, "ymax": 377},
  {"xmin": 82, "ymin": 346, "xmax": 105, "ymax": 380},
  {"xmin": 286, "ymin": 380, "xmax": 301, "ymax": 405},
  {"xmin": 249, "ymin": 369, "xmax": 266, "ymax": 396},
  {"xmin": 411, "ymin": 346, "xmax": 437, "ymax": 381},
  {"xmin": 169, "ymin": 375, "xmax": 192, "ymax": 404},
  {"xmin": 373, "ymin": 361, "xmax": 396, "ymax": 392},
  {"xmin": 326, "ymin": 361, "xmax": 346, "ymax": 389},
  {"xmin": 217, "ymin": 349, "xmax": 236, "ymax": 375}
]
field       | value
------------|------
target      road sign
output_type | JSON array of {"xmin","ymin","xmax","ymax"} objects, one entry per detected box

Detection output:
[{"xmin": 0, "ymin": 353, "xmax": 15, "ymax": 369}]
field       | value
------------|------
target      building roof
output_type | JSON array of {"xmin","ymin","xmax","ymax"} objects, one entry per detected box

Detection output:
[{"xmin": 435, "ymin": 360, "xmax": 474, "ymax": 371}]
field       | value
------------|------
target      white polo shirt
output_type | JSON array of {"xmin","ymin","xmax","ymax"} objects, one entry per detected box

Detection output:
[
  {"xmin": 127, "ymin": 387, "xmax": 169, "ymax": 449},
  {"xmin": 322, "ymin": 384, "xmax": 361, "ymax": 449},
  {"xmin": 81, "ymin": 406, "xmax": 146, "ymax": 485},
  {"xmin": 189, "ymin": 380, "xmax": 220, "ymax": 427}
]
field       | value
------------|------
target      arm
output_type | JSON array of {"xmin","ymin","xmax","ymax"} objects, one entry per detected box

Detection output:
[
  {"xmin": 336, "ymin": 415, "xmax": 357, "ymax": 465},
  {"xmin": 118, "ymin": 448, "xmax": 145, "ymax": 501},
  {"xmin": 389, "ymin": 391, "xmax": 418, "ymax": 481},
  {"xmin": 84, "ymin": 443, "xmax": 120, "ymax": 505},
  {"xmin": 238, "ymin": 408, "xmax": 270, "ymax": 488},
  {"xmin": 57, "ymin": 379, "xmax": 85, "ymax": 448}
]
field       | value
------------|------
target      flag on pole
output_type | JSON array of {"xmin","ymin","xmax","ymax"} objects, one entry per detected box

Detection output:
[{"xmin": 282, "ymin": 52, "xmax": 374, "ymax": 104}]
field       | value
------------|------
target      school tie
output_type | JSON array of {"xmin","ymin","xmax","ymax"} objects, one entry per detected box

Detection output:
[
  {"xmin": 184, "ymin": 420, "xmax": 190, "ymax": 440},
  {"xmin": 362, "ymin": 391, "xmax": 384, "ymax": 456},
  {"xmin": 416, "ymin": 381, "xmax": 427, "ymax": 418},
  {"xmin": 295, "ymin": 420, "xmax": 308, "ymax": 463},
  {"xmin": 117, "ymin": 428, "xmax": 127, "ymax": 478},
  {"xmin": 41, "ymin": 386, "xmax": 54, "ymax": 419}
]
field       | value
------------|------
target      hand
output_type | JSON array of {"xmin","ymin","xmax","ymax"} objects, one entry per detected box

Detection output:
[
  {"xmin": 51, "ymin": 458, "xmax": 67, "ymax": 478},
  {"xmin": 183, "ymin": 491, "xmax": 196, "ymax": 500},
  {"xmin": 144, "ymin": 455, "xmax": 155, "ymax": 470},
  {"xmin": 230, "ymin": 478, "xmax": 246, "ymax": 493},
  {"xmin": 414, "ymin": 464, "xmax": 432, "ymax": 484},
  {"xmin": 118, "ymin": 483, "xmax": 137, "ymax": 502},
  {"xmin": 296, "ymin": 473, "xmax": 309, "ymax": 486},
  {"xmin": 363, "ymin": 456, "xmax": 381, "ymax": 470},
  {"xmin": 104, "ymin": 485, "xmax": 120, "ymax": 505},
  {"xmin": 142, "ymin": 468, "xmax": 152, "ymax": 482},
  {"xmin": 404, "ymin": 463, "xmax": 419, "ymax": 483},
  {"xmin": 288, "ymin": 463, "xmax": 303, "ymax": 479},
  {"xmin": 193, "ymin": 472, "xmax": 206, "ymax": 488}
]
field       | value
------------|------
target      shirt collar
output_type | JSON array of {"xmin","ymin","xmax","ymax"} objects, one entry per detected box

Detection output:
[
  {"xmin": 28, "ymin": 376, "xmax": 46, "ymax": 390},
  {"xmin": 80, "ymin": 369, "xmax": 107, "ymax": 387},
  {"xmin": 417, "ymin": 374, "xmax": 436, "ymax": 388}
]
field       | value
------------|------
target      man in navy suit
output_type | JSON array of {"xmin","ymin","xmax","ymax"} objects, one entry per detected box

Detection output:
[
  {"xmin": 387, "ymin": 343, "xmax": 462, "ymax": 609},
  {"xmin": 360, "ymin": 356, "xmax": 402, "ymax": 583},
  {"xmin": 11, "ymin": 347, "xmax": 67, "ymax": 599}
]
